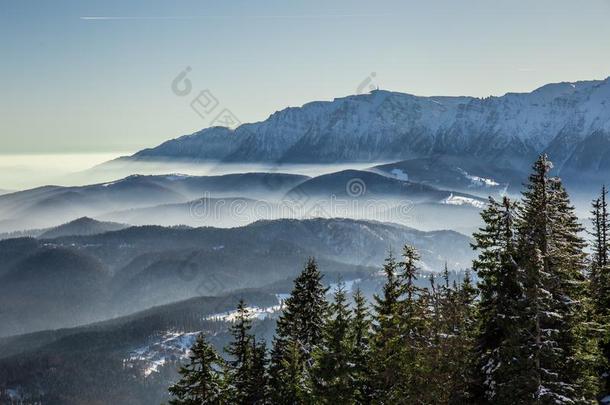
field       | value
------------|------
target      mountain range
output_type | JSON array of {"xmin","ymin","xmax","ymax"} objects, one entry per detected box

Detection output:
[
  {"xmin": 0, "ymin": 169, "xmax": 487, "ymax": 234},
  {"xmin": 0, "ymin": 217, "xmax": 474, "ymax": 337},
  {"xmin": 118, "ymin": 78, "xmax": 610, "ymax": 187},
  {"xmin": 0, "ymin": 173, "xmax": 308, "ymax": 232}
]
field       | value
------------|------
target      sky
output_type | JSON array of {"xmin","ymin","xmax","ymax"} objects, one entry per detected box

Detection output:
[{"xmin": 1, "ymin": 0, "xmax": 610, "ymax": 154}]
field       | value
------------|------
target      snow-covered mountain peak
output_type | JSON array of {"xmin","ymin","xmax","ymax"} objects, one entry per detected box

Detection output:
[{"xmin": 129, "ymin": 77, "xmax": 610, "ymax": 178}]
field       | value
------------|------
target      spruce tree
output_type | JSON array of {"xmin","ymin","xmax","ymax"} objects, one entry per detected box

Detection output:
[
  {"xmin": 591, "ymin": 186, "xmax": 610, "ymax": 396},
  {"xmin": 245, "ymin": 337, "xmax": 270, "ymax": 405},
  {"xmin": 448, "ymin": 271, "xmax": 478, "ymax": 403},
  {"xmin": 311, "ymin": 282, "xmax": 355, "ymax": 403},
  {"xmin": 351, "ymin": 287, "xmax": 373, "ymax": 404},
  {"xmin": 590, "ymin": 186, "xmax": 609, "ymax": 288},
  {"xmin": 551, "ymin": 178, "xmax": 603, "ymax": 400},
  {"xmin": 269, "ymin": 258, "xmax": 328, "ymax": 404},
  {"xmin": 369, "ymin": 251, "xmax": 403, "ymax": 403},
  {"xmin": 470, "ymin": 195, "xmax": 528, "ymax": 404},
  {"xmin": 418, "ymin": 266, "xmax": 477, "ymax": 403},
  {"xmin": 168, "ymin": 333, "xmax": 224, "ymax": 405},
  {"xmin": 517, "ymin": 154, "xmax": 602, "ymax": 402},
  {"xmin": 224, "ymin": 299, "xmax": 261, "ymax": 404},
  {"xmin": 278, "ymin": 339, "xmax": 308, "ymax": 404},
  {"xmin": 416, "ymin": 270, "xmax": 445, "ymax": 403},
  {"xmin": 370, "ymin": 245, "xmax": 430, "ymax": 402},
  {"xmin": 396, "ymin": 244, "xmax": 428, "ymax": 400},
  {"xmin": 591, "ymin": 187, "xmax": 610, "ymax": 318}
]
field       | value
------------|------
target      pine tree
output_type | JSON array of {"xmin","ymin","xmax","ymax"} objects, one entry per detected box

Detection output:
[
  {"xmin": 470, "ymin": 195, "xmax": 528, "ymax": 404},
  {"xmin": 269, "ymin": 297, "xmax": 301, "ymax": 405},
  {"xmin": 399, "ymin": 245, "xmax": 421, "ymax": 304},
  {"xmin": 591, "ymin": 186, "xmax": 610, "ymax": 396},
  {"xmin": 591, "ymin": 187, "xmax": 610, "ymax": 317},
  {"xmin": 269, "ymin": 258, "xmax": 328, "ymax": 404},
  {"xmin": 245, "ymin": 337, "xmax": 270, "ymax": 405},
  {"xmin": 224, "ymin": 299, "xmax": 266, "ymax": 404},
  {"xmin": 448, "ymin": 271, "xmax": 478, "ymax": 403},
  {"xmin": 417, "ymin": 266, "xmax": 477, "ymax": 404},
  {"xmin": 551, "ymin": 179, "xmax": 603, "ymax": 400},
  {"xmin": 369, "ymin": 251, "xmax": 404, "ymax": 403},
  {"xmin": 278, "ymin": 339, "xmax": 308, "ymax": 404},
  {"xmin": 396, "ymin": 244, "xmax": 428, "ymax": 400},
  {"xmin": 415, "ymin": 270, "xmax": 445, "ymax": 404},
  {"xmin": 224, "ymin": 299, "xmax": 250, "ymax": 403},
  {"xmin": 351, "ymin": 287, "xmax": 373, "ymax": 404},
  {"xmin": 590, "ymin": 186, "xmax": 609, "ymax": 291},
  {"xmin": 168, "ymin": 333, "xmax": 224, "ymax": 405},
  {"xmin": 311, "ymin": 281, "xmax": 355, "ymax": 403},
  {"xmin": 517, "ymin": 154, "xmax": 602, "ymax": 402},
  {"xmin": 370, "ymin": 245, "xmax": 431, "ymax": 402}
]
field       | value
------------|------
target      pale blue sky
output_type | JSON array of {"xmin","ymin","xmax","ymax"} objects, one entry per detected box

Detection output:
[{"xmin": 1, "ymin": 0, "xmax": 609, "ymax": 153}]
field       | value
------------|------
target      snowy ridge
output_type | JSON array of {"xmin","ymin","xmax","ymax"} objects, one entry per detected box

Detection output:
[{"xmin": 130, "ymin": 78, "xmax": 610, "ymax": 173}]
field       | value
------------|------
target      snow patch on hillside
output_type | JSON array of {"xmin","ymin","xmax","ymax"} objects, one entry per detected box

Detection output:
[
  {"xmin": 457, "ymin": 168, "xmax": 499, "ymax": 188},
  {"xmin": 204, "ymin": 280, "xmax": 361, "ymax": 323},
  {"xmin": 125, "ymin": 280, "xmax": 363, "ymax": 377},
  {"xmin": 127, "ymin": 331, "xmax": 200, "ymax": 376},
  {"xmin": 390, "ymin": 168, "xmax": 409, "ymax": 181},
  {"xmin": 204, "ymin": 294, "xmax": 289, "ymax": 322},
  {"xmin": 442, "ymin": 194, "xmax": 486, "ymax": 209},
  {"xmin": 205, "ymin": 304, "xmax": 282, "ymax": 322}
]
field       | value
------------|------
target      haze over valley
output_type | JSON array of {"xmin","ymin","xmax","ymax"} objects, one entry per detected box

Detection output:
[{"xmin": 3, "ymin": 1, "xmax": 610, "ymax": 403}]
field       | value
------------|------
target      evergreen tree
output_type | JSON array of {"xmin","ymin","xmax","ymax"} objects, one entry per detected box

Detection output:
[
  {"xmin": 370, "ymin": 245, "xmax": 430, "ymax": 403},
  {"xmin": 369, "ymin": 251, "xmax": 404, "ymax": 403},
  {"xmin": 396, "ymin": 244, "xmax": 428, "ymax": 400},
  {"xmin": 351, "ymin": 287, "xmax": 373, "ymax": 404},
  {"xmin": 591, "ymin": 186, "xmax": 610, "ymax": 396},
  {"xmin": 224, "ymin": 299, "xmax": 251, "ymax": 403},
  {"xmin": 269, "ymin": 258, "xmax": 328, "ymax": 404},
  {"xmin": 311, "ymin": 281, "xmax": 355, "ymax": 403},
  {"xmin": 224, "ymin": 299, "xmax": 269, "ymax": 404},
  {"xmin": 551, "ymin": 179, "xmax": 603, "ymax": 400},
  {"xmin": 591, "ymin": 187, "xmax": 610, "ymax": 316},
  {"xmin": 470, "ymin": 195, "xmax": 529, "ymax": 404},
  {"xmin": 590, "ymin": 186, "xmax": 609, "ymax": 289},
  {"xmin": 245, "ymin": 337, "xmax": 270, "ymax": 405},
  {"xmin": 168, "ymin": 333, "xmax": 224, "ymax": 405},
  {"xmin": 448, "ymin": 271, "xmax": 478, "ymax": 403},
  {"xmin": 279, "ymin": 339, "xmax": 308, "ymax": 404},
  {"xmin": 517, "ymin": 154, "xmax": 602, "ymax": 402},
  {"xmin": 399, "ymin": 245, "xmax": 422, "ymax": 306},
  {"xmin": 419, "ymin": 266, "xmax": 477, "ymax": 404}
]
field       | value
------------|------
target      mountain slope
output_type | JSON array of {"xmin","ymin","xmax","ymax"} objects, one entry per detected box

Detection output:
[
  {"xmin": 39, "ymin": 217, "xmax": 128, "ymax": 238},
  {"xmin": 122, "ymin": 79, "xmax": 610, "ymax": 179},
  {"xmin": 369, "ymin": 156, "xmax": 513, "ymax": 196},
  {"xmin": 100, "ymin": 197, "xmax": 282, "ymax": 228},
  {"xmin": 0, "ymin": 173, "xmax": 309, "ymax": 232},
  {"xmin": 281, "ymin": 169, "xmax": 485, "ymax": 233},
  {"xmin": 285, "ymin": 169, "xmax": 484, "ymax": 203},
  {"xmin": 0, "ymin": 291, "xmax": 278, "ymax": 405},
  {"xmin": 0, "ymin": 246, "xmax": 110, "ymax": 336},
  {"xmin": 0, "ymin": 217, "xmax": 474, "ymax": 337}
]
